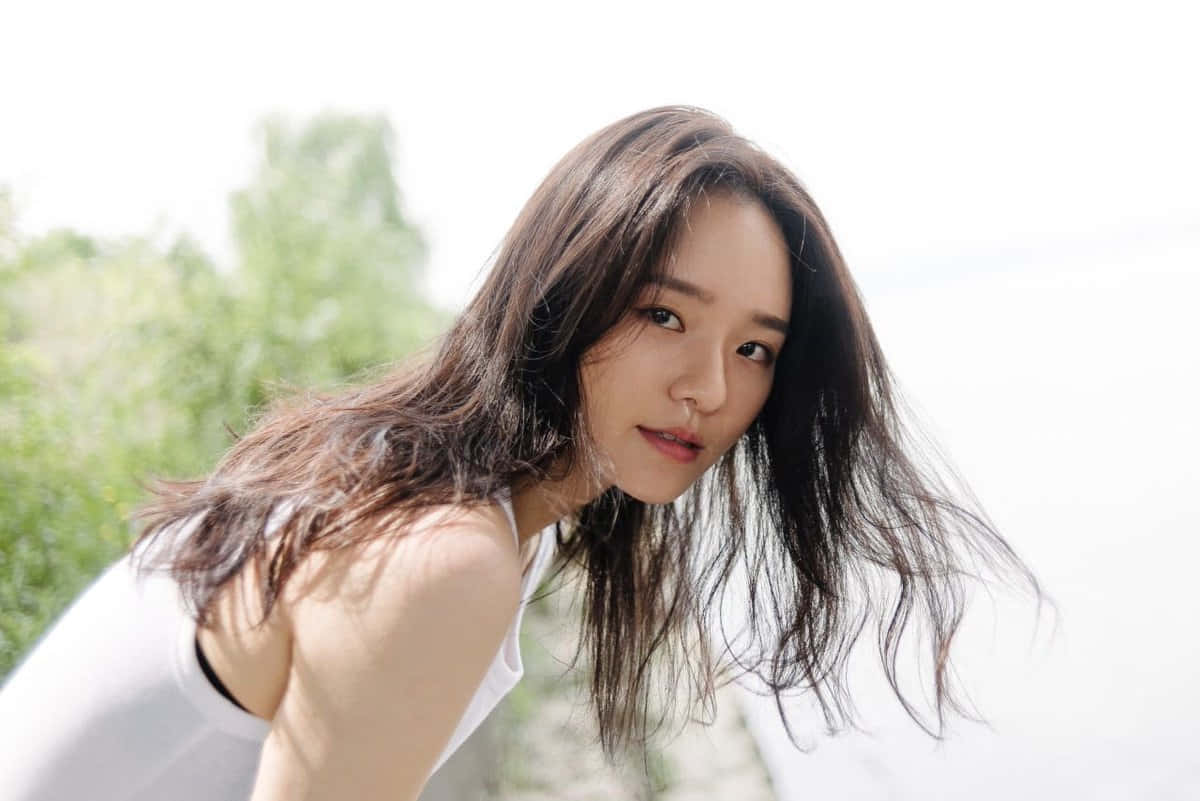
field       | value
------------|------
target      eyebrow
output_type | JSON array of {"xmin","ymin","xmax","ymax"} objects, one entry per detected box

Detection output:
[{"xmin": 651, "ymin": 276, "xmax": 790, "ymax": 336}]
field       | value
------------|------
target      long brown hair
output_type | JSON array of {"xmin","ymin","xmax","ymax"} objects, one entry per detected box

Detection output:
[{"xmin": 134, "ymin": 105, "xmax": 1042, "ymax": 758}]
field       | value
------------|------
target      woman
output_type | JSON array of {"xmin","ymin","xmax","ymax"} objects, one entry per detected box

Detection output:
[{"xmin": 0, "ymin": 105, "xmax": 1039, "ymax": 800}]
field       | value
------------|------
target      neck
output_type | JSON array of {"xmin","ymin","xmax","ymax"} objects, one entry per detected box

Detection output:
[{"xmin": 509, "ymin": 468, "xmax": 607, "ymax": 545}]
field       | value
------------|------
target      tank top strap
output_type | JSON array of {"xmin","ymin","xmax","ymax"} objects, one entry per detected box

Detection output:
[{"xmin": 495, "ymin": 492, "xmax": 520, "ymax": 549}]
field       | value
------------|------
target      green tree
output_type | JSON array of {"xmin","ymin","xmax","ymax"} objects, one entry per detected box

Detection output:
[
  {"xmin": 0, "ymin": 113, "xmax": 444, "ymax": 677},
  {"xmin": 229, "ymin": 112, "xmax": 437, "ymax": 394}
]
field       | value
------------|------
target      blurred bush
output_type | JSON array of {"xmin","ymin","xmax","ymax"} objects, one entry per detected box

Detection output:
[{"xmin": 0, "ymin": 114, "xmax": 446, "ymax": 677}]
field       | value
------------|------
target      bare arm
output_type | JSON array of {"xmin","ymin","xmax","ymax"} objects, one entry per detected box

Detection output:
[{"xmin": 248, "ymin": 509, "xmax": 521, "ymax": 801}]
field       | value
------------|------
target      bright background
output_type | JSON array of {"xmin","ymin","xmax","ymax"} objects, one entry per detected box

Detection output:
[{"xmin": 3, "ymin": 1, "xmax": 1197, "ymax": 798}]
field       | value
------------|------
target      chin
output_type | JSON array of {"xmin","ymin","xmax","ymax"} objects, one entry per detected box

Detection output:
[{"xmin": 615, "ymin": 477, "xmax": 696, "ymax": 506}]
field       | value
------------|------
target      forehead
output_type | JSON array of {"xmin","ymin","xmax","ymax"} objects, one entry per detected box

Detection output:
[{"xmin": 656, "ymin": 193, "xmax": 792, "ymax": 323}]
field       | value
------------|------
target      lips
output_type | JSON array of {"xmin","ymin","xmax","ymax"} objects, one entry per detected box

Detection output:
[{"xmin": 637, "ymin": 426, "xmax": 703, "ymax": 463}]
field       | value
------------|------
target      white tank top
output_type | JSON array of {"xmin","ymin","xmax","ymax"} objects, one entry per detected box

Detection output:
[{"xmin": 0, "ymin": 497, "xmax": 555, "ymax": 800}]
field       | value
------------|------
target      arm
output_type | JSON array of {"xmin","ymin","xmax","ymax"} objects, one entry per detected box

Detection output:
[{"xmin": 248, "ymin": 509, "xmax": 521, "ymax": 801}]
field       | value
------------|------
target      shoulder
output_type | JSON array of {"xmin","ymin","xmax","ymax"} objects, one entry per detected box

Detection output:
[
  {"xmin": 249, "ymin": 502, "xmax": 524, "ymax": 797},
  {"xmin": 280, "ymin": 500, "xmax": 522, "ymax": 632}
]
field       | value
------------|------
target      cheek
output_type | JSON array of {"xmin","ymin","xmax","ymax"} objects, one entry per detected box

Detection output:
[
  {"xmin": 751, "ymin": 374, "xmax": 775, "ymax": 416},
  {"xmin": 579, "ymin": 331, "xmax": 658, "ymax": 420},
  {"xmin": 579, "ymin": 357, "xmax": 625, "ymax": 439},
  {"xmin": 723, "ymin": 374, "xmax": 775, "ymax": 442}
]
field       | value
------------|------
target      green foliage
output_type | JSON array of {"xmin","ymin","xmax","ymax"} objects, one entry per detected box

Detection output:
[
  {"xmin": 229, "ymin": 112, "xmax": 433, "ymax": 388},
  {"xmin": 0, "ymin": 113, "xmax": 447, "ymax": 678}
]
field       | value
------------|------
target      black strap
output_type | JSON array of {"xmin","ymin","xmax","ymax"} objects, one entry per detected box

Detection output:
[{"xmin": 194, "ymin": 635, "xmax": 251, "ymax": 714}]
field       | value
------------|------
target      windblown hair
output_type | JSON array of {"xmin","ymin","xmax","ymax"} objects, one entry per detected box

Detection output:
[{"xmin": 134, "ymin": 105, "xmax": 1041, "ymax": 758}]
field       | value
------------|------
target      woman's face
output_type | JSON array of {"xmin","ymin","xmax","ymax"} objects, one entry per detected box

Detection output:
[{"xmin": 580, "ymin": 192, "xmax": 792, "ymax": 504}]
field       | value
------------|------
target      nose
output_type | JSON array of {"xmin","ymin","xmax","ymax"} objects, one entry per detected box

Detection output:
[{"xmin": 668, "ymin": 343, "xmax": 727, "ymax": 414}]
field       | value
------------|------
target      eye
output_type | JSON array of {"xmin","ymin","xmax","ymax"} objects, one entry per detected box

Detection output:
[
  {"xmin": 736, "ymin": 341, "xmax": 775, "ymax": 365},
  {"xmin": 642, "ymin": 307, "xmax": 683, "ymax": 331}
]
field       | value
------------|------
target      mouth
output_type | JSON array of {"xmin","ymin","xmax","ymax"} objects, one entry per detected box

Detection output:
[{"xmin": 637, "ymin": 426, "xmax": 703, "ymax": 463}]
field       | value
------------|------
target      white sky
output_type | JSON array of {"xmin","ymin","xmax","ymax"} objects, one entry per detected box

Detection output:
[{"xmin": 3, "ymin": 1, "xmax": 1198, "ymax": 798}]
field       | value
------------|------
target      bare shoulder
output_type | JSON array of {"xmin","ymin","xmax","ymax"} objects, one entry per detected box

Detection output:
[
  {"xmin": 249, "ymin": 501, "xmax": 523, "ymax": 799},
  {"xmin": 280, "ymin": 500, "xmax": 523, "ymax": 627}
]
